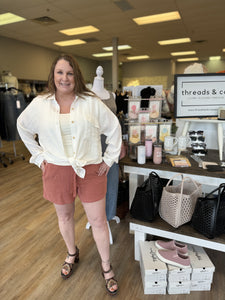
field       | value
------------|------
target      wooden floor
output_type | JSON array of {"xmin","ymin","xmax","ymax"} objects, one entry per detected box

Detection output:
[{"xmin": 1, "ymin": 141, "xmax": 225, "ymax": 300}]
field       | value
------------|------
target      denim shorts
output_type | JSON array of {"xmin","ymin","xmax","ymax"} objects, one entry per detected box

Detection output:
[{"xmin": 42, "ymin": 163, "xmax": 107, "ymax": 205}]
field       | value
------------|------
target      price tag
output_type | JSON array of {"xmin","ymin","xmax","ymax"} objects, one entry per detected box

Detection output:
[{"xmin": 16, "ymin": 100, "xmax": 21, "ymax": 109}]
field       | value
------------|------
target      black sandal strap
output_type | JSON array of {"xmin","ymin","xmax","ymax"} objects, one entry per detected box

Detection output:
[
  {"xmin": 102, "ymin": 264, "xmax": 112, "ymax": 274},
  {"xmin": 68, "ymin": 246, "xmax": 79, "ymax": 257},
  {"xmin": 68, "ymin": 252, "xmax": 76, "ymax": 257}
]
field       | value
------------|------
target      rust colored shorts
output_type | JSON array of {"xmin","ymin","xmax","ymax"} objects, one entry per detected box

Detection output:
[{"xmin": 42, "ymin": 163, "xmax": 107, "ymax": 205}]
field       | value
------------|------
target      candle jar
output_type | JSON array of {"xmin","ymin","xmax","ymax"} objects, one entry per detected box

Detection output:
[{"xmin": 153, "ymin": 143, "xmax": 162, "ymax": 164}]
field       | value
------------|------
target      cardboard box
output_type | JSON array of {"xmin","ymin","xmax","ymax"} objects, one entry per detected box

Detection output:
[
  {"xmin": 139, "ymin": 241, "xmax": 167, "ymax": 294},
  {"xmin": 188, "ymin": 245, "xmax": 215, "ymax": 281},
  {"xmin": 191, "ymin": 280, "xmax": 212, "ymax": 291},
  {"xmin": 143, "ymin": 286, "xmax": 167, "ymax": 295},
  {"xmin": 167, "ymin": 281, "xmax": 191, "ymax": 294},
  {"xmin": 167, "ymin": 263, "xmax": 192, "ymax": 282}
]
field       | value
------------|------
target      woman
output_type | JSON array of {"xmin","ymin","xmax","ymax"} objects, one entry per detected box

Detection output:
[{"xmin": 17, "ymin": 53, "xmax": 121, "ymax": 296}]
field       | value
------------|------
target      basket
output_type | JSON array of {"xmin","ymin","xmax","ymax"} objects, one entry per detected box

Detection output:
[
  {"xmin": 159, "ymin": 174, "xmax": 202, "ymax": 228},
  {"xmin": 191, "ymin": 183, "xmax": 225, "ymax": 239}
]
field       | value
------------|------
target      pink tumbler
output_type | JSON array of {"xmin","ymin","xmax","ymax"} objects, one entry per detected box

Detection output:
[
  {"xmin": 153, "ymin": 144, "xmax": 162, "ymax": 164},
  {"xmin": 145, "ymin": 139, "xmax": 152, "ymax": 158}
]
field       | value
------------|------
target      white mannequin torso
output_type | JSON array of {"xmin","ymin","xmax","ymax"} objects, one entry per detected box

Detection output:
[
  {"xmin": 91, "ymin": 66, "xmax": 111, "ymax": 99},
  {"xmin": 92, "ymin": 76, "xmax": 110, "ymax": 99},
  {"xmin": 2, "ymin": 72, "xmax": 18, "ymax": 90}
]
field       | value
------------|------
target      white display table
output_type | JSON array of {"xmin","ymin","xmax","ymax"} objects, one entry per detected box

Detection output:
[{"xmin": 120, "ymin": 151, "xmax": 225, "ymax": 261}]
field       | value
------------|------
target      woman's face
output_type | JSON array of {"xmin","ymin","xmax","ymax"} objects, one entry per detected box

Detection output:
[{"xmin": 54, "ymin": 59, "xmax": 75, "ymax": 95}]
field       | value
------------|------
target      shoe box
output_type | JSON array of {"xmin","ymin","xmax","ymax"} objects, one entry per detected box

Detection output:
[
  {"xmin": 167, "ymin": 262, "xmax": 192, "ymax": 294},
  {"xmin": 190, "ymin": 280, "xmax": 212, "ymax": 291},
  {"xmin": 167, "ymin": 280, "xmax": 191, "ymax": 294},
  {"xmin": 188, "ymin": 244, "xmax": 215, "ymax": 291},
  {"xmin": 139, "ymin": 241, "xmax": 215, "ymax": 295},
  {"xmin": 167, "ymin": 263, "xmax": 192, "ymax": 294},
  {"xmin": 139, "ymin": 241, "xmax": 167, "ymax": 294},
  {"xmin": 167, "ymin": 263, "xmax": 192, "ymax": 281}
]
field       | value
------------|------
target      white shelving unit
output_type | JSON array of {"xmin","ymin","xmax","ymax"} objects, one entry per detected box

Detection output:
[{"xmin": 180, "ymin": 118, "xmax": 225, "ymax": 160}]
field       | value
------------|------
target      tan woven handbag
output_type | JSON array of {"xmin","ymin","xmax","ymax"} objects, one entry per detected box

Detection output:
[{"xmin": 159, "ymin": 174, "xmax": 202, "ymax": 228}]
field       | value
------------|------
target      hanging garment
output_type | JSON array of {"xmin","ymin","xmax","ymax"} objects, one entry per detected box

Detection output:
[
  {"xmin": 0, "ymin": 91, "xmax": 27, "ymax": 141},
  {"xmin": 115, "ymin": 91, "xmax": 128, "ymax": 114},
  {"xmin": 140, "ymin": 86, "xmax": 156, "ymax": 108}
]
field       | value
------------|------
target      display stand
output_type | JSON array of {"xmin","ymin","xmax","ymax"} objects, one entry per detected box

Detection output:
[
  {"xmin": 120, "ymin": 150, "xmax": 225, "ymax": 261},
  {"xmin": 180, "ymin": 118, "xmax": 224, "ymax": 160}
]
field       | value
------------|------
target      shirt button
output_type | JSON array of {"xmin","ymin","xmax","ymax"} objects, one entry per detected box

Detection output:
[
  {"xmin": 73, "ymin": 136, "xmax": 75, "ymax": 139},
  {"xmin": 71, "ymin": 108, "xmax": 74, "ymax": 110},
  {"xmin": 71, "ymin": 121, "xmax": 74, "ymax": 123}
]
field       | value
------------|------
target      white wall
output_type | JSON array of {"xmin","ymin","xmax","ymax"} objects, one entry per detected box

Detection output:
[
  {"xmin": 0, "ymin": 36, "xmax": 99, "ymax": 83},
  {"xmin": 1, "ymin": 35, "xmax": 225, "ymax": 92},
  {"xmin": 121, "ymin": 59, "xmax": 173, "ymax": 89},
  {"xmin": 176, "ymin": 60, "xmax": 225, "ymax": 75}
]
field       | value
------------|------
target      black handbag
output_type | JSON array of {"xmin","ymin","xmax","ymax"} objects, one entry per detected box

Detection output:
[
  {"xmin": 191, "ymin": 183, "xmax": 225, "ymax": 239},
  {"xmin": 116, "ymin": 165, "xmax": 129, "ymax": 219},
  {"xmin": 130, "ymin": 171, "xmax": 166, "ymax": 222}
]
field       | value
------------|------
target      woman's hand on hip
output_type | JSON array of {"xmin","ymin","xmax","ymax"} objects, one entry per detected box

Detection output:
[
  {"xmin": 98, "ymin": 161, "xmax": 110, "ymax": 176},
  {"xmin": 40, "ymin": 160, "xmax": 48, "ymax": 173}
]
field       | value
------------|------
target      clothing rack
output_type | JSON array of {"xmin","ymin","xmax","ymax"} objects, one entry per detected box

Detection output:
[
  {"xmin": 0, "ymin": 89, "xmax": 27, "ymax": 166},
  {"xmin": 0, "ymin": 139, "xmax": 25, "ymax": 167},
  {"xmin": 0, "ymin": 152, "xmax": 9, "ymax": 167}
]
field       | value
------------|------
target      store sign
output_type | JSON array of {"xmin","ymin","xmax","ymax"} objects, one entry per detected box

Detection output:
[{"xmin": 174, "ymin": 73, "xmax": 225, "ymax": 118}]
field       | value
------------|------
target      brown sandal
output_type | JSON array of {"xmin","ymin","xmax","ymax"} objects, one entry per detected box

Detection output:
[
  {"xmin": 61, "ymin": 246, "xmax": 79, "ymax": 280},
  {"xmin": 102, "ymin": 264, "xmax": 118, "ymax": 296}
]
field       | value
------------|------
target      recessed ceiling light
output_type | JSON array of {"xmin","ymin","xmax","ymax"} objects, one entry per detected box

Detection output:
[
  {"xmin": 127, "ymin": 55, "xmax": 150, "ymax": 60},
  {"xmin": 60, "ymin": 25, "xmax": 99, "ymax": 36},
  {"xmin": 133, "ymin": 11, "xmax": 180, "ymax": 25},
  {"xmin": 223, "ymin": 48, "xmax": 225, "ymax": 52},
  {"xmin": 92, "ymin": 53, "xmax": 113, "ymax": 57},
  {"xmin": 54, "ymin": 39, "xmax": 86, "ymax": 46},
  {"xmin": 171, "ymin": 51, "xmax": 196, "ymax": 56},
  {"xmin": 0, "ymin": 12, "xmax": 26, "ymax": 26},
  {"xmin": 177, "ymin": 57, "xmax": 199, "ymax": 62},
  {"xmin": 209, "ymin": 56, "xmax": 221, "ymax": 60},
  {"xmin": 102, "ymin": 45, "xmax": 132, "ymax": 51},
  {"xmin": 158, "ymin": 38, "xmax": 191, "ymax": 45}
]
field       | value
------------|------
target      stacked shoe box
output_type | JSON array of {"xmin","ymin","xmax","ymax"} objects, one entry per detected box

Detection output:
[
  {"xmin": 155, "ymin": 239, "xmax": 192, "ymax": 294},
  {"xmin": 188, "ymin": 245, "xmax": 215, "ymax": 291},
  {"xmin": 167, "ymin": 263, "xmax": 192, "ymax": 294},
  {"xmin": 139, "ymin": 241, "xmax": 167, "ymax": 295}
]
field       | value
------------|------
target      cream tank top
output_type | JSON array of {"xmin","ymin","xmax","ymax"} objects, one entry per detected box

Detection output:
[{"xmin": 59, "ymin": 114, "xmax": 73, "ymax": 157}]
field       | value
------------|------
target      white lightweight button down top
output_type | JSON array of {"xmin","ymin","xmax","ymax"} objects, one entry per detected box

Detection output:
[{"xmin": 17, "ymin": 93, "xmax": 122, "ymax": 178}]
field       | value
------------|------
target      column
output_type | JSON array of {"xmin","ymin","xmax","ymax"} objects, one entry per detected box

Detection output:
[{"xmin": 112, "ymin": 37, "xmax": 118, "ymax": 91}]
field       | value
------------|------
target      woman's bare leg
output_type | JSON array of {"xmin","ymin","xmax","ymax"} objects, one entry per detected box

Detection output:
[
  {"xmin": 82, "ymin": 198, "xmax": 117, "ymax": 292},
  {"xmin": 54, "ymin": 202, "xmax": 77, "ymax": 274}
]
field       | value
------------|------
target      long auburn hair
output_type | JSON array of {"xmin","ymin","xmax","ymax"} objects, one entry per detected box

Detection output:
[{"xmin": 47, "ymin": 53, "xmax": 94, "ymax": 98}]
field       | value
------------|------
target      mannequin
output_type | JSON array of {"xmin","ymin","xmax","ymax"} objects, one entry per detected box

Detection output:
[
  {"xmin": 2, "ymin": 71, "xmax": 19, "ymax": 90},
  {"xmin": 86, "ymin": 66, "xmax": 120, "ymax": 244},
  {"xmin": 91, "ymin": 66, "xmax": 111, "ymax": 99}
]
